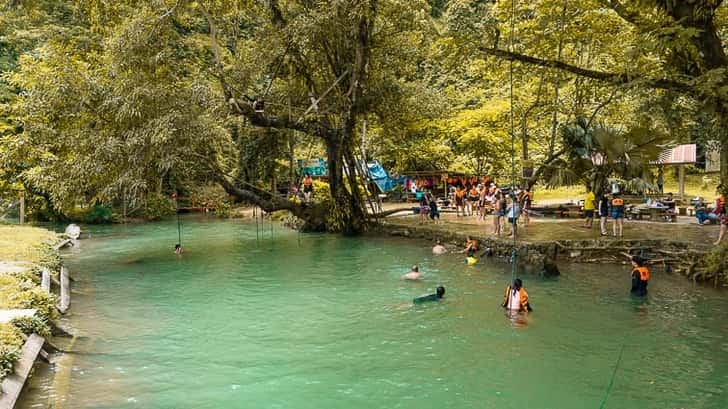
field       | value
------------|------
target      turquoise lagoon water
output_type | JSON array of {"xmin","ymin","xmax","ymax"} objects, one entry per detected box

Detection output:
[{"xmin": 16, "ymin": 217, "xmax": 728, "ymax": 409}]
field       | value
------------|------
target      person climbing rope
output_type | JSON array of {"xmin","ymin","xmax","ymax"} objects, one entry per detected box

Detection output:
[
  {"xmin": 501, "ymin": 278, "xmax": 532, "ymax": 312},
  {"xmin": 630, "ymin": 256, "xmax": 650, "ymax": 297}
]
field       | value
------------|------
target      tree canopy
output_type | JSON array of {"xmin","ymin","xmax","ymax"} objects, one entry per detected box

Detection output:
[{"xmin": 1, "ymin": 0, "xmax": 727, "ymax": 232}]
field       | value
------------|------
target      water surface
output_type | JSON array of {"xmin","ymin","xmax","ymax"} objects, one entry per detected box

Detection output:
[{"xmin": 18, "ymin": 217, "xmax": 728, "ymax": 409}]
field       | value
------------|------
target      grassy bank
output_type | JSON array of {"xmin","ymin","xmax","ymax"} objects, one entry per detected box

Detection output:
[
  {"xmin": 534, "ymin": 173, "xmax": 721, "ymax": 202},
  {"xmin": 0, "ymin": 225, "xmax": 60, "ymax": 383}
]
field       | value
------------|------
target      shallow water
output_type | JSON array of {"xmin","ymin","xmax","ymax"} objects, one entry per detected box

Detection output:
[{"xmin": 17, "ymin": 217, "xmax": 728, "ymax": 409}]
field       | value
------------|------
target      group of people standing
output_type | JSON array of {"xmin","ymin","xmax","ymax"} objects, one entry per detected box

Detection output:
[
  {"xmin": 448, "ymin": 183, "xmax": 532, "ymax": 237},
  {"xmin": 582, "ymin": 186, "xmax": 626, "ymax": 237}
]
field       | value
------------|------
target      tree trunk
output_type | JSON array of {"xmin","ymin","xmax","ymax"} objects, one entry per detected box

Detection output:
[{"xmin": 325, "ymin": 130, "xmax": 367, "ymax": 235}]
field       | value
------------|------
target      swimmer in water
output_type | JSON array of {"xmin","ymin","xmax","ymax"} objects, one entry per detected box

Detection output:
[
  {"xmin": 402, "ymin": 265, "xmax": 423, "ymax": 280},
  {"xmin": 501, "ymin": 278, "xmax": 532, "ymax": 312},
  {"xmin": 174, "ymin": 244, "xmax": 184, "ymax": 255},
  {"xmin": 432, "ymin": 239, "xmax": 447, "ymax": 255},
  {"xmin": 630, "ymin": 256, "xmax": 650, "ymax": 297},
  {"xmin": 413, "ymin": 286, "xmax": 445, "ymax": 304}
]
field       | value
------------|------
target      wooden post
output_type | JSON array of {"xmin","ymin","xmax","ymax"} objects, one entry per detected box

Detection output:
[
  {"xmin": 0, "ymin": 334, "xmax": 45, "ymax": 409},
  {"xmin": 19, "ymin": 191, "xmax": 25, "ymax": 225},
  {"xmin": 41, "ymin": 268, "xmax": 51, "ymax": 293},
  {"xmin": 678, "ymin": 165, "xmax": 686, "ymax": 199},
  {"xmin": 59, "ymin": 266, "xmax": 70, "ymax": 314}
]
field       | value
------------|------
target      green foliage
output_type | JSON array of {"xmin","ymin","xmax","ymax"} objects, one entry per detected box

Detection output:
[
  {"xmin": 0, "ymin": 323, "xmax": 22, "ymax": 381},
  {"xmin": 541, "ymin": 117, "xmax": 672, "ymax": 195},
  {"xmin": 0, "ymin": 274, "xmax": 60, "ymax": 322},
  {"xmin": 143, "ymin": 193, "xmax": 176, "ymax": 221},
  {"xmin": 10, "ymin": 316, "xmax": 51, "ymax": 338},
  {"xmin": 703, "ymin": 242, "xmax": 728, "ymax": 285}
]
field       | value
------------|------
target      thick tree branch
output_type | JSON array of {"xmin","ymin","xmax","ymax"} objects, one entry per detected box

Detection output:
[
  {"xmin": 479, "ymin": 46, "xmax": 695, "ymax": 94},
  {"xmin": 200, "ymin": 5, "xmax": 323, "ymax": 136},
  {"xmin": 600, "ymin": 0, "xmax": 643, "ymax": 27}
]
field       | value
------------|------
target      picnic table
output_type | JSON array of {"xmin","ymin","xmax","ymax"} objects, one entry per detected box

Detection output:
[
  {"xmin": 530, "ymin": 204, "xmax": 583, "ymax": 218},
  {"xmin": 627, "ymin": 205, "xmax": 677, "ymax": 222}
]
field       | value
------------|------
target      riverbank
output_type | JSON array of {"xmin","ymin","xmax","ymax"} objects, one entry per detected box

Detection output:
[
  {"xmin": 0, "ymin": 225, "xmax": 62, "ymax": 407},
  {"xmin": 373, "ymin": 212, "xmax": 727, "ymax": 287}
]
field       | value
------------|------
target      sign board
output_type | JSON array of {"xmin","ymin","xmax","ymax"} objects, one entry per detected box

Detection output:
[{"xmin": 655, "ymin": 144, "xmax": 696, "ymax": 165}]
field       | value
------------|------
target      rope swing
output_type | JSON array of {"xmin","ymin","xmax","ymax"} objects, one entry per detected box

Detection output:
[{"xmin": 508, "ymin": 0, "xmax": 518, "ymax": 284}]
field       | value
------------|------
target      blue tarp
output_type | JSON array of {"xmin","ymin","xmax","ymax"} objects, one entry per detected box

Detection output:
[
  {"xmin": 366, "ymin": 160, "xmax": 402, "ymax": 192},
  {"xmin": 298, "ymin": 158, "xmax": 328, "ymax": 177}
]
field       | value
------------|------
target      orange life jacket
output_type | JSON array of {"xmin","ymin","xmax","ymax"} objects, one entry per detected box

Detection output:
[
  {"xmin": 502, "ymin": 286, "xmax": 530, "ymax": 311},
  {"xmin": 632, "ymin": 266, "xmax": 650, "ymax": 281},
  {"xmin": 456, "ymin": 189, "xmax": 465, "ymax": 198},
  {"xmin": 303, "ymin": 177, "xmax": 312, "ymax": 187},
  {"xmin": 469, "ymin": 188, "xmax": 479, "ymax": 196},
  {"xmin": 612, "ymin": 198, "xmax": 624, "ymax": 207}
]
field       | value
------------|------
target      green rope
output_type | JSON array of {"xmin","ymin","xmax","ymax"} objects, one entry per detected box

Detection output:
[
  {"xmin": 598, "ymin": 340, "xmax": 626, "ymax": 409},
  {"xmin": 508, "ymin": 0, "xmax": 518, "ymax": 282}
]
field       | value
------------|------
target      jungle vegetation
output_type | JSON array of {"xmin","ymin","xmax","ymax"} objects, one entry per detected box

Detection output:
[{"xmin": 1, "ymin": 0, "xmax": 727, "ymax": 233}]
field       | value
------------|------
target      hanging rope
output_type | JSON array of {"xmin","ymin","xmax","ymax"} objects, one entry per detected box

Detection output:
[
  {"xmin": 508, "ymin": 0, "xmax": 518, "ymax": 283},
  {"xmin": 598, "ymin": 339, "xmax": 626, "ymax": 409},
  {"xmin": 172, "ymin": 191, "xmax": 182, "ymax": 248}
]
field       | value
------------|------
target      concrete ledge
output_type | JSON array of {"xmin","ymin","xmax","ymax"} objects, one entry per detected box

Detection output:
[{"xmin": 0, "ymin": 334, "xmax": 45, "ymax": 409}]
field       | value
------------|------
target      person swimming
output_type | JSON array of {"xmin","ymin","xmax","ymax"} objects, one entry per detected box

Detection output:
[
  {"xmin": 402, "ymin": 265, "xmax": 423, "ymax": 280},
  {"xmin": 630, "ymin": 256, "xmax": 650, "ymax": 297},
  {"xmin": 174, "ymin": 243, "xmax": 184, "ymax": 255},
  {"xmin": 413, "ymin": 286, "xmax": 445, "ymax": 304},
  {"xmin": 432, "ymin": 239, "xmax": 447, "ymax": 255},
  {"xmin": 501, "ymin": 278, "xmax": 532, "ymax": 312}
]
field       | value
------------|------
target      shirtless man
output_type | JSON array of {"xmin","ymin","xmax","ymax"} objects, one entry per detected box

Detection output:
[
  {"xmin": 432, "ymin": 239, "xmax": 447, "ymax": 255},
  {"xmin": 402, "ymin": 265, "xmax": 423, "ymax": 280}
]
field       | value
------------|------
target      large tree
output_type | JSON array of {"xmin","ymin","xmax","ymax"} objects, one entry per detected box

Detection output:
[{"xmin": 474, "ymin": 0, "xmax": 728, "ymax": 193}]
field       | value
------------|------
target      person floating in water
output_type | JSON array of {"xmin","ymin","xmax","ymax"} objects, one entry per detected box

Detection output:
[
  {"xmin": 501, "ymin": 278, "xmax": 532, "ymax": 312},
  {"xmin": 630, "ymin": 256, "xmax": 650, "ymax": 297},
  {"xmin": 413, "ymin": 286, "xmax": 445, "ymax": 304},
  {"xmin": 402, "ymin": 265, "xmax": 423, "ymax": 280},
  {"xmin": 174, "ymin": 243, "xmax": 184, "ymax": 255},
  {"xmin": 432, "ymin": 239, "xmax": 447, "ymax": 255}
]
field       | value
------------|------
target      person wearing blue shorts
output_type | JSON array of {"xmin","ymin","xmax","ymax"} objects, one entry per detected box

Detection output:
[{"xmin": 611, "ymin": 194, "xmax": 625, "ymax": 237}]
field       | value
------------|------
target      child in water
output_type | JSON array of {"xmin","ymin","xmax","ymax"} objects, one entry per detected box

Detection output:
[
  {"xmin": 501, "ymin": 278, "xmax": 532, "ymax": 312},
  {"xmin": 630, "ymin": 256, "xmax": 650, "ymax": 297},
  {"xmin": 174, "ymin": 244, "xmax": 184, "ymax": 255}
]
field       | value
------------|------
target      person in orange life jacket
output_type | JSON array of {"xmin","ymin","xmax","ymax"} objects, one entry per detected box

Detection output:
[
  {"xmin": 501, "ymin": 278, "xmax": 532, "ymax": 312},
  {"xmin": 611, "ymin": 193, "xmax": 625, "ymax": 237},
  {"xmin": 630, "ymin": 256, "xmax": 650, "ymax": 297},
  {"xmin": 302, "ymin": 173, "xmax": 314, "ymax": 204}
]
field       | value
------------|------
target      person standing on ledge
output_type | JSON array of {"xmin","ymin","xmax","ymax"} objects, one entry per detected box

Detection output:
[
  {"xmin": 598, "ymin": 192, "xmax": 610, "ymax": 236},
  {"xmin": 611, "ymin": 193, "xmax": 625, "ymax": 237},
  {"xmin": 302, "ymin": 173, "xmax": 314, "ymax": 204},
  {"xmin": 583, "ymin": 185, "xmax": 596, "ymax": 229},
  {"xmin": 403, "ymin": 265, "xmax": 423, "ymax": 280},
  {"xmin": 630, "ymin": 256, "xmax": 650, "ymax": 297},
  {"xmin": 502, "ymin": 278, "xmax": 532, "ymax": 312}
]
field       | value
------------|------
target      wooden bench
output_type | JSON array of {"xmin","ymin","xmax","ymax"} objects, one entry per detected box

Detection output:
[{"xmin": 628, "ymin": 207, "xmax": 676, "ymax": 222}]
